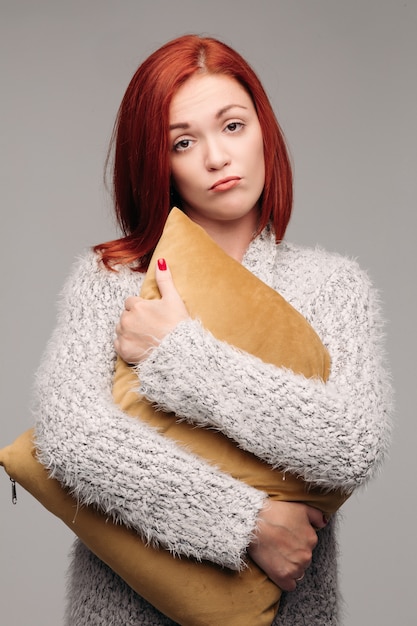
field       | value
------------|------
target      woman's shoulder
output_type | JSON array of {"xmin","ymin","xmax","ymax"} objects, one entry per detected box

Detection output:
[
  {"xmin": 272, "ymin": 240, "xmax": 375, "ymax": 307},
  {"xmin": 68, "ymin": 248, "xmax": 137, "ymax": 277},
  {"xmin": 278, "ymin": 240, "xmax": 371, "ymax": 283},
  {"xmin": 59, "ymin": 249, "xmax": 143, "ymax": 303}
]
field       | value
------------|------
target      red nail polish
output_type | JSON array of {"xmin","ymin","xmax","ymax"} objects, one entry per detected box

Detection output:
[
  {"xmin": 157, "ymin": 258, "xmax": 167, "ymax": 271},
  {"xmin": 323, "ymin": 514, "xmax": 329, "ymax": 526}
]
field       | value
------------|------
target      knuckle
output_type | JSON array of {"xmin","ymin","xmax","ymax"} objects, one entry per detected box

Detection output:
[
  {"xmin": 118, "ymin": 318, "xmax": 128, "ymax": 332},
  {"xmin": 306, "ymin": 526, "xmax": 319, "ymax": 546},
  {"xmin": 300, "ymin": 549, "xmax": 313, "ymax": 568}
]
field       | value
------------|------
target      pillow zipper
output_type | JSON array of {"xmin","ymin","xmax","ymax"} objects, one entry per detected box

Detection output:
[{"xmin": 10, "ymin": 477, "xmax": 17, "ymax": 504}]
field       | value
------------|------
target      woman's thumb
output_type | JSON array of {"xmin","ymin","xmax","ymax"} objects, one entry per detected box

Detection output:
[{"xmin": 155, "ymin": 258, "xmax": 176, "ymax": 299}]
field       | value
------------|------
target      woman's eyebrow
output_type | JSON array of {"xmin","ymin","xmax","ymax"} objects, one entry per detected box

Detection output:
[
  {"xmin": 169, "ymin": 122, "xmax": 190, "ymax": 131},
  {"xmin": 216, "ymin": 104, "xmax": 248, "ymax": 118},
  {"xmin": 169, "ymin": 104, "xmax": 248, "ymax": 131}
]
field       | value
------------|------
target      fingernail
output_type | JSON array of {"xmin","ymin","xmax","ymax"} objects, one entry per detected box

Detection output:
[
  {"xmin": 157, "ymin": 258, "xmax": 167, "ymax": 271},
  {"xmin": 323, "ymin": 514, "xmax": 330, "ymax": 526}
]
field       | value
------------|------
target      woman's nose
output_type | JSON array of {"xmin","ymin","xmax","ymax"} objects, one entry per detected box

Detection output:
[{"xmin": 204, "ymin": 138, "xmax": 231, "ymax": 170}]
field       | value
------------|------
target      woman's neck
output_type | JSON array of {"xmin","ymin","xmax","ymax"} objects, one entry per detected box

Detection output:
[
  {"xmin": 186, "ymin": 211, "xmax": 258, "ymax": 263},
  {"xmin": 209, "ymin": 227, "xmax": 254, "ymax": 262}
]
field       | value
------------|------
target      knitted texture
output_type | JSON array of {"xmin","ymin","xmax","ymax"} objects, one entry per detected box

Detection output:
[
  {"xmin": 65, "ymin": 541, "xmax": 178, "ymax": 626},
  {"xmin": 33, "ymin": 254, "xmax": 264, "ymax": 570},
  {"xmin": 33, "ymin": 226, "xmax": 392, "ymax": 625},
  {"xmin": 139, "ymin": 240, "xmax": 392, "ymax": 492},
  {"xmin": 65, "ymin": 520, "xmax": 339, "ymax": 626}
]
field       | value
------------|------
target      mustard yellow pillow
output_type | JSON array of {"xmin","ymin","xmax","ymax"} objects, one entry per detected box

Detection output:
[
  {"xmin": 115, "ymin": 209, "xmax": 345, "ymax": 517},
  {"xmin": 0, "ymin": 429, "xmax": 280, "ymax": 626},
  {"xmin": 112, "ymin": 208, "xmax": 348, "ymax": 622},
  {"xmin": 0, "ymin": 209, "xmax": 349, "ymax": 625}
]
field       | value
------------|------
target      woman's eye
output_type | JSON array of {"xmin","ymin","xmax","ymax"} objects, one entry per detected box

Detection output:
[
  {"xmin": 173, "ymin": 139, "xmax": 192, "ymax": 152},
  {"xmin": 225, "ymin": 122, "xmax": 243, "ymax": 133}
]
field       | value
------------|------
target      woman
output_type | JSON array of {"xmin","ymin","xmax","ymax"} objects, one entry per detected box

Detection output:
[{"xmin": 33, "ymin": 35, "xmax": 392, "ymax": 625}]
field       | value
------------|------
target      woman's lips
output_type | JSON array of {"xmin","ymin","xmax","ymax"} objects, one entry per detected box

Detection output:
[{"xmin": 210, "ymin": 177, "xmax": 241, "ymax": 192}]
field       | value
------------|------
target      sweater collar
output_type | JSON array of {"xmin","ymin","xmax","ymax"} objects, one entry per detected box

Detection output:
[{"xmin": 242, "ymin": 224, "xmax": 278, "ymax": 288}]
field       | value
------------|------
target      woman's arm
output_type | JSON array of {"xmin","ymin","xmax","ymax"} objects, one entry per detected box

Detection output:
[
  {"xmin": 33, "ymin": 252, "xmax": 266, "ymax": 570},
  {"xmin": 137, "ymin": 253, "xmax": 393, "ymax": 493}
]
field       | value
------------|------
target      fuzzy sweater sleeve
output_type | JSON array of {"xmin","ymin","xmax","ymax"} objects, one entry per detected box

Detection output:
[
  {"xmin": 33, "ymin": 252, "xmax": 266, "ymax": 570},
  {"xmin": 138, "ymin": 252, "xmax": 393, "ymax": 493}
]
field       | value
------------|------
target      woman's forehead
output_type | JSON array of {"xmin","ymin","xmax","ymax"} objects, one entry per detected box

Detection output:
[{"xmin": 169, "ymin": 74, "xmax": 254, "ymax": 126}]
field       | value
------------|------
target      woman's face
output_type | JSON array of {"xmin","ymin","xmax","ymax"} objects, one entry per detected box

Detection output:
[{"xmin": 169, "ymin": 73, "xmax": 265, "ymax": 232}]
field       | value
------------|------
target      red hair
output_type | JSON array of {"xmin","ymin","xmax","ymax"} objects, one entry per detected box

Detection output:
[{"xmin": 94, "ymin": 34, "xmax": 293, "ymax": 271}]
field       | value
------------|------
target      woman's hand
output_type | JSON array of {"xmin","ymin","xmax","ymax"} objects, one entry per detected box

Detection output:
[
  {"xmin": 248, "ymin": 500, "xmax": 328, "ymax": 591},
  {"xmin": 114, "ymin": 259, "xmax": 190, "ymax": 364}
]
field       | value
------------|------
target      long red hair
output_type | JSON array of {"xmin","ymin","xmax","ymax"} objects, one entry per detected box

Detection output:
[{"xmin": 94, "ymin": 34, "xmax": 293, "ymax": 271}]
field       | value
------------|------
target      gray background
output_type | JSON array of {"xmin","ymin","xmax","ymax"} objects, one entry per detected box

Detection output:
[{"xmin": 1, "ymin": 1, "xmax": 415, "ymax": 624}]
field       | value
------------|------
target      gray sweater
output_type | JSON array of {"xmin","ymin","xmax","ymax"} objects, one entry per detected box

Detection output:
[{"xmin": 34, "ymin": 226, "xmax": 393, "ymax": 625}]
